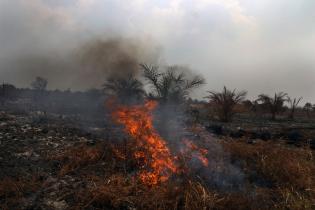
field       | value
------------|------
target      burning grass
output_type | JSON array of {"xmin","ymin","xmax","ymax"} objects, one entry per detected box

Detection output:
[
  {"xmin": 61, "ymin": 100, "xmax": 314, "ymax": 209},
  {"xmin": 111, "ymin": 100, "xmax": 179, "ymax": 185},
  {"xmin": 47, "ymin": 134, "xmax": 314, "ymax": 209},
  {"xmin": 110, "ymin": 100, "xmax": 211, "ymax": 186},
  {"xmin": 2, "ymin": 101, "xmax": 314, "ymax": 209}
]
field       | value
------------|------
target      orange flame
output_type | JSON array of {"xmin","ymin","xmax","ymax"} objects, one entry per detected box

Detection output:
[
  {"xmin": 182, "ymin": 139, "xmax": 209, "ymax": 167},
  {"xmin": 112, "ymin": 100, "xmax": 178, "ymax": 185},
  {"xmin": 111, "ymin": 145, "xmax": 126, "ymax": 160}
]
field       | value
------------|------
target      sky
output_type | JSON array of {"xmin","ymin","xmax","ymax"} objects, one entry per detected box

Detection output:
[{"xmin": 0, "ymin": 0, "xmax": 315, "ymax": 102}]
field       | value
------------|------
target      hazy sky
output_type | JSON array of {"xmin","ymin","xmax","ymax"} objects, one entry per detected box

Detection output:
[{"xmin": 0, "ymin": 0, "xmax": 315, "ymax": 102}]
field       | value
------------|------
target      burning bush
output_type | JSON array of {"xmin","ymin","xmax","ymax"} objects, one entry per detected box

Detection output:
[
  {"xmin": 112, "ymin": 100, "xmax": 179, "ymax": 185},
  {"xmin": 110, "ymin": 100, "xmax": 212, "ymax": 186}
]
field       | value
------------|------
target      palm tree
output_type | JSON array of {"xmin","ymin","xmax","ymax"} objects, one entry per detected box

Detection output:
[
  {"xmin": 303, "ymin": 102, "xmax": 313, "ymax": 118},
  {"xmin": 103, "ymin": 74, "xmax": 144, "ymax": 104},
  {"xmin": 256, "ymin": 92, "xmax": 288, "ymax": 120},
  {"xmin": 287, "ymin": 97, "xmax": 302, "ymax": 120},
  {"xmin": 141, "ymin": 64, "xmax": 205, "ymax": 104},
  {"xmin": 205, "ymin": 86, "xmax": 247, "ymax": 122}
]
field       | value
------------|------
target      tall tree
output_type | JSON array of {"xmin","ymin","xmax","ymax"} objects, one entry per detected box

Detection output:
[
  {"xmin": 257, "ymin": 92, "xmax": 288, "ymax": 120},
  {"xmin": 103, "ymin": 74, "xmax": 144, "ymax": 104},
  {"xmin": 205, "ymin": 86, "xmax": 247, "ymax": 122},
  {"xmin": 303, "ymin": 102, "xmax": 313, "ymax": 118},
  {"xmin": 31, "ymin": 77, "xmax": 48, "ymax": 91},
  {"xmin": 142, "ymin": 64, "xmax": 205, "ymax": 141},
  {"xmin": 287, "ymin": 97, "xmax": 302, "ymax": 120},
  {"xmin": 31, "ymin": 77, "xmax": 48, "ymax": 105},
  {"xmin": 0, "ymin": 83, "xmax": 18, "ymax": 104},
  {"xmin": 141, "ymin": 64, "xmax": 205, "ymax": 104}
]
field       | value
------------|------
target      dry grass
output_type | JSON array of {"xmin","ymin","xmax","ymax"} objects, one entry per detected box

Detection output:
[
  {"xmin": 223, "ymin": 140, "xmax": 314, "ymax": 189},
  {"xmin": 74, "ymin": 174, "xmax": 181, "ymax": 209},
  {"xmin": 73, "ymin": 175, "xmax": 225, "ymax": 210},
  {"xmin": 51, "ymin": 138, "xmax": 315, "ymax": 209},
  {"xmin": 223, "ymin": 140, "xmax": 315, "ymax": 209},
  {"xmin": 0, "ymin": 177, "xmax": 40, "ymax": 210},
  {"xmin": 53, "ymin": 143, "xmax": 106, "ymax": 176},
  {"xmin": 182, "ymin": 181, "xmax": 221, "ymax": 210}
]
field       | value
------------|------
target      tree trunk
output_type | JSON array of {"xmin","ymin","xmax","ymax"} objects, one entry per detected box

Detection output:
[{"xmin": 289, "ymin": 108, "xmax": 295, "ymax": 120}]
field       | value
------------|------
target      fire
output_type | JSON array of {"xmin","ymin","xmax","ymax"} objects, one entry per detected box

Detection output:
[
  {"xmin": 111, "ymin": 144, "xmax": 126, "ymax": 160},
  {"xmin": 111, "ymin": 100, "xmax": 210, "ymax": 185},
  {"xmin": 182, "ymin": 139, "xmax": 209, "ymax": 167},
  {"xmin": 112, "ymin": 100, "xmax": 178, "ymax": 185}
]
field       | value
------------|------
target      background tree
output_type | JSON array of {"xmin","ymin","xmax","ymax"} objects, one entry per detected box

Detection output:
[
  {"xmin": 287, "ymin": 97, "xmax": 302, "ymax": 120},
  {"xmin": 205, "ymin": 86, "xmax": 247, "ymax": 122},
  {"xmin": 31, "ymin": 77, "xmax": 48, "ymax": 106},
  {"xmin": 142, "ymin": 64, "xmax": 205, "ymax": 141},
  {"xmin": 256, "ymin": 92, "xmax": 287, "ymax": 120},
  {"xmin": 103, "ymin": 74, "xmax": 144, "ymax": 104},
  {"xmin": 141, "ymin": 64, "xmax": 205, "ymax": 104},
  {"xmin": 0, "ymin": 83, "xmax": 18, "ymax": 104},
  {"xmin": 31, "ymin": 77, "xmax": 48, "ymax": 91},
  {"xmin": 303, "ymin": 102, "xmax": 313, "ymax": 118},
  {"xmin": 242, "ymin": 100, "xmax": 253, "ymax": 110}
]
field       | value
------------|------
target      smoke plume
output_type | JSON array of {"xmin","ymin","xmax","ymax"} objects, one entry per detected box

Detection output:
[
  {"xmin": 1, "ymin": 37, "xmax": 160, "ymax": 90},
  {"xmin": 0, "ymin": 1, "xmax": 160, "ymax": 90}
]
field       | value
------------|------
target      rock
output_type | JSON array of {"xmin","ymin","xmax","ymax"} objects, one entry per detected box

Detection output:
[
  {"xmin": 43, "ymin": 176, "xmax": 58, "ymax": 186},
  {"xmin": 287, "ymin": 130, "xmax": 303, "ymax": 145},
  {"xmin": 45, "ymin": 200, "xmax": 68, "ymax": 210},
  {"xmin": 229, "ymin": 128, "xmax": 246, "ymax": 138},
  {"xmin": 259, "ymin": 130, "xmax": 271, "ymax": 141},
  {"xmin": 249, "ymin": 131, "xmax": 259, "ymax": 139},
  {"xmin": 309, "ymin": 139, "xmax": 315, "ymax": 149},
  {"xmin": 206, "ymin": 125, "xmax": 223, "ymax": 135},
  {"xmin": 273, "ymin": 132, "xmax": 286, "ymax": 139},
  {"xmin": 247, "ymin": 139, "xmax": 256, "ymax": 144},
  {"xmin": 86, "ymin": 139, "xmax": 96, "ymax": 145},
  {"xmin": 0, "ymin": 122, "xmax": 8, "ymax": 127},
  {"xmin": 42, "ymin": 128, "xmax": 49, "ymax": 134},
  {"xmin": 48, "ymin": 130, "xmax": 56, "ymax": 136},
  {"xmin": 30, "ymin": 152, "xmax": 40, "ymax": 161},
  {"xmin": 15, "ymin": 150, "xmax": 33, "ymax": 158}
]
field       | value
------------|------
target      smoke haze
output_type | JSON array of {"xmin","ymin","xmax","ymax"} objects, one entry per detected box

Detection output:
[{"xmin": 0, "ymin": 0, "xmax": 314, "ymax": 102}]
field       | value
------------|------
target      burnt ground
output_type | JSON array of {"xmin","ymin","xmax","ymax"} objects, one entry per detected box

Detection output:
[
  {"xmin": 205, "ymin": 115, "xmax": 315, "ymax": 147},
  {"xmin": 1, "ymin": 110, "xmax": 315, "ymax": 210},
  {"xmin": 0, "ymin": 111, "xmax": 119, "ymax": 209}
]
